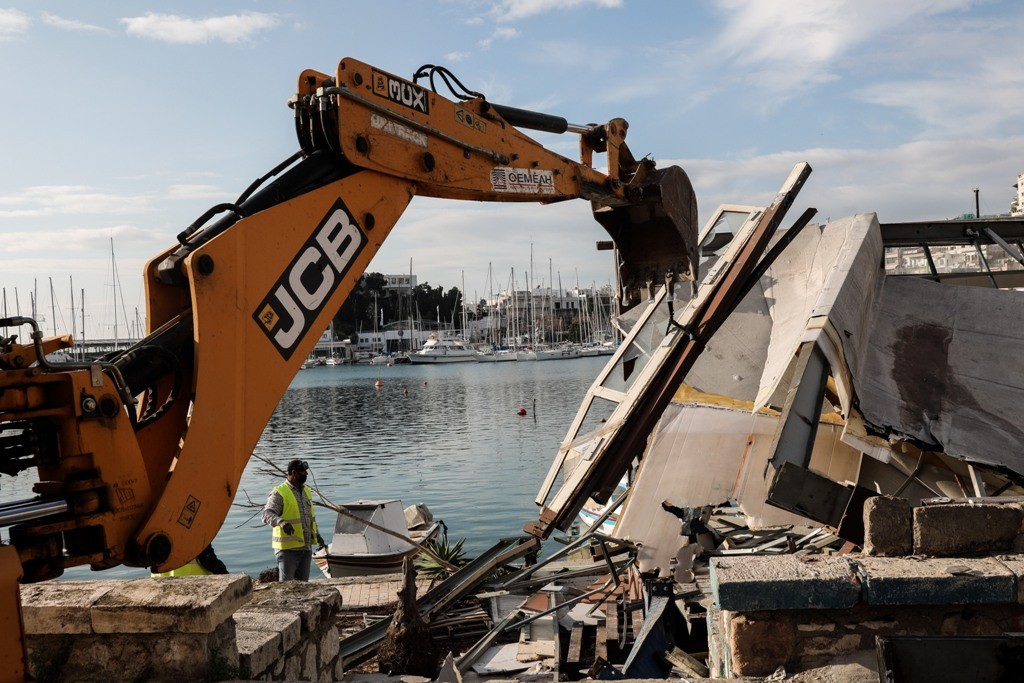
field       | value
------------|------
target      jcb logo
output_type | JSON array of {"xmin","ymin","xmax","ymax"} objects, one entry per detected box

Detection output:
[
  {"xmin": 371, "ymin": 68, "xmax": 429, "ymax": 114},
  {"xmin": 254, "ymin": 200, "xmax": 366, "ymax": 360}
]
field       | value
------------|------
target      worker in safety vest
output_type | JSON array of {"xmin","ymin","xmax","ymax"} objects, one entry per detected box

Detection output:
[
  {"xmin": 151, "ymin": 544, "xmax": 229, "ymax": 577},
  {"xmin": 261, "ymin": 458, "xmax": 325, "ymax": 581}
]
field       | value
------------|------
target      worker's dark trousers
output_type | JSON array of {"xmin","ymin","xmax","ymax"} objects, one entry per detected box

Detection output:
[{"xmin": 276, "ymin": 547, "xmax": 312, "ymax": 581}]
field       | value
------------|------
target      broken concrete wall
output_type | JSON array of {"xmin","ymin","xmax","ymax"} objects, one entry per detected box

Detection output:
[
  {"xmin": 615, "ymin": 402, "xmax": 861, "ymax": 573},
  {"xmin": 856, "ymin": 275, "xmax": 1024, "ymax": 470}
]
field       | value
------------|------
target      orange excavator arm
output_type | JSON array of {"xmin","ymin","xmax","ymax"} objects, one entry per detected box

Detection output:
[{"xmin": 0, "ymin": 55, "xmax": 697, "ymax": 678}]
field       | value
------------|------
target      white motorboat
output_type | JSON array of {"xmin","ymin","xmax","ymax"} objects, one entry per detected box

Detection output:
[
  {"xmin": 313, "ymin": 500, "xmax": 443, "ymax": 577},
  {"xmin": 535, "ymin": 345, "xmax": 581, "ymax": 361},
  {"xmin": 408, "ymin": 335, "xmax": 478, "ymax": 363}
]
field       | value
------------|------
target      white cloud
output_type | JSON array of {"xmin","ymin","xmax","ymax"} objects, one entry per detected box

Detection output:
[
  {"xmin": 478, "ymin": 26, "xmax": 520, "ymax": 49},
  {"xmin": 444, "ymin": 51, "xmax": 470, "ymax": 62},
  {"xmin": 854, "ymin": 25, "xmax": 1024, "ymax": 137},
  {"xmin": 0, "ymin": 186, "xmax": 151, "ymax": 218},
  {"xmin": 2, "ymin": 224, "xmax": 159, "ymax": 255},
  {"xmin": 166, "ymin": 184, "xmax": 226, "ymax": 200},
  {"xmin": 491, "ymin": 0, "xmax": 623, "ymax": 22},
  {"xmin": 119, "ymin": 12, "xmax": 278, "ymax": 44},
  {"xmin": 711, "ymin": 0, "xmax": 978, "ymax": 92},
  {"xmin": 41, "ymin": 13, "xmax": 109, "ymax": 33},
  {"xmin": 0, "ymin": 8, "xmax": 30, "ymax": 39},
  {"xmin": 677, "ymin": 135, "xmax": 1024, "ymax": 228}
]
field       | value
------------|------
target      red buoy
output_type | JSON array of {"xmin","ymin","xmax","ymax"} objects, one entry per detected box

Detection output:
[
  {"xmin": 375, "ymin": 380, "xmax": 383, "ymax": 390},
  {"xmin": 517, "ymin": 408, "xmax": 527, "ymax": 416}
]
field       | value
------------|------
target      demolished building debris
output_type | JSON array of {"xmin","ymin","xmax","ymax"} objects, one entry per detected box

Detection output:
[
  {"xmin": 325, "ymin": 163, "xmax": 1024, "ymax": 680},
  {"xmin": 20, "ymin": 162, "xmax": 1024, "ymax": 681},
  {"xmin": 324, "ymin": 163, "xmax": 1024, "ymax": 680}
]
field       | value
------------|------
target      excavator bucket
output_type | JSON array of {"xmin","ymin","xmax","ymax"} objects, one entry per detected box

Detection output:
[{"xmin": 591, "ymin": 165, "xmax": 699, "ymax": 312}]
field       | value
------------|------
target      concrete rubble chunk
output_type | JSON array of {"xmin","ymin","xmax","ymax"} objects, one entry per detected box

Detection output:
[
  {"xmin": 89, "ymin": 574, "xmax": 252, "ymax": 634},
  {"xmin": 914, "ymin": 503, "xmax": 1023, "ymax": 556},
  {"xmin": 863, "ymin": 495, "xmax": 913, "ymax": 556},
  {"xmin": 856, "ymin": 556, "xmax": 1016, "ymax": 605},
  {"xmin": 19, "ymin": 581, "xmax": 117, "ymax": 635},
  {"xmin": 711, "ymin": 555, "xmax": 862, "ymax": 611}
]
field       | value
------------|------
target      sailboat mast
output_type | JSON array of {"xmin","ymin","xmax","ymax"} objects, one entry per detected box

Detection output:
[
  {"xmin": 461, "ymin": 271, "xmax": 467, "ymax": 340},
  {"xmin": 69, "ymin": 276, "xmax": 77, "ymax": 346},
  {"xmin": 48, "ymin": 277, "xmax": 56, "ymax": 337},
  {"xmin": 111, "ymin": 238, "xmax": 118, "ymax": 346}
]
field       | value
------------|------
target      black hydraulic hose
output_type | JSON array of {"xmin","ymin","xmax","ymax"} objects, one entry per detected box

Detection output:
[
  {"xmin": 488, "ymin": 103, "xmax": 570, "ymax": 135},
  {"xmin": 177, "ymin": 203, "xmax": 246, "ymax": 246},
  {"xmin": 234, "ymin": 150, "xmax": 304, "ymax": 206}
]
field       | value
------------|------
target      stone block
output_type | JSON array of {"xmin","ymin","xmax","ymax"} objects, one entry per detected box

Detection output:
[
  {"xmin": 29, "ymin": 631, "xmax": 219, "ymax": 682},
  {"xmin": 914, "ymin": 503, "xmax": 1023, "ymax": 556},
  {"xmin": 319, "ymin": 624, "xmax": 340, "ymax": 667},
  {"xmin": 993, "ymin": 555, "xmax": 1024, "ymax": 603},
  {"xmin": 799, "ymin": 633, "xmax": 862, "ymax": 658},
  {"xmin": 863, "ymin": 496, "xmax": 913, "ymax": 556},
  {"xmin": 856, "ymin": 557, "xmax": 1015, "ymax": 605},
  {"xmin": 90, "ymin": 574, "xmax": 252, "ymax": 634},
  {"xmin": 20, "ymin": 581, "xmax": 116, "ymax": 634},
  {"xmin": 244, "ymin": 582, "xmax": 340, "ymax": 632},
  {"xmin": 284, "ymin": 652, "xmax": 302, "ymax": 680},
  {"xmin": 727, "ymin": 614, "xmax": 795, "ymax": 677},
  {"xmin": 237, "ymin": 629, "xmax": 281, "ymax": 679},
  {"xmin": 711, "ymin": 555, "xmax": 861, "ymax": 611},
  {"xmin": 234, "ymin": 609, "xmax": 303, "ymax": 651},
  {"xmin": 301, "ymin": 641, "xmax": 318, "ymax": 680}
]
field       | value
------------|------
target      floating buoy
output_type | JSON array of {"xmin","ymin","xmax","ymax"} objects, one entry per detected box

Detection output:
[
  {"xmin": 403, "ymin": 387, "xmax": 409, "ymax": 396},
  {"xmin": 517, "ymin": 408, "xmax": 527, "ymax": 416},
  {"xmin": 600, "ymin": 417, "xmax": 607, "ymax": 423},
  {"xmin": 375, "ymin": 380, "xmax": 383, "ymax": 390},
  {"xmin": 423, "ymin": 380, "xmax": 428, "ymax": 385}
]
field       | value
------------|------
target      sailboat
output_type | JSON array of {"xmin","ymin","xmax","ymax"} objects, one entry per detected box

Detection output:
[{"xmin": 325, "ymin": 319, "xmax": 340, "ymax": 365}]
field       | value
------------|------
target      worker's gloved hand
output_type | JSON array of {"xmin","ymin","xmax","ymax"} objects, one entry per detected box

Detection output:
[
  {"xmin": 281, "ymin": 522, "xmax": 294, "ymax": 535},
  {"xmin": 316, "ymin": 533, "xmax": 326, "ymax": 549}
]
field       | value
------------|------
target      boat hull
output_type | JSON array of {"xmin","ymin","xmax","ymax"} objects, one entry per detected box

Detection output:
[
  {"xmin": 314, "ymin": 521, "xmax": 441, "ymax": 578},
  {"xmin": 408, "ymin": 354, "xmax": 477, "ymax": 363}
]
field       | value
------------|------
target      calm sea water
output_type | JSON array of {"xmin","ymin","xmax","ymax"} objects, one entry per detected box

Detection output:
[{"xmin": 8, "ymin": 356, "xmax": 606, "ymax": 579}]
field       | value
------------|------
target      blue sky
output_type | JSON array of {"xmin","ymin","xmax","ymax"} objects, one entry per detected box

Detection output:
[{"xmin": 2, "ymin": 1, "xmax": 1023, "ymax": 338}]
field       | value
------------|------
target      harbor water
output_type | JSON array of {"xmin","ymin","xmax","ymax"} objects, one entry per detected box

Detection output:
[{"xmin": 9, "ymin": 356, "xmax": 608, "ymax": 579}]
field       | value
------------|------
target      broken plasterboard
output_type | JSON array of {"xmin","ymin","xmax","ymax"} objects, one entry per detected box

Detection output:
[{"xmin": 613, "ymin": 401, "xmax": 861, "ymax": 574}]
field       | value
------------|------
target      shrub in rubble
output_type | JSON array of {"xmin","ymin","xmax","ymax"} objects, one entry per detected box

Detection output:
[{"xmin": 414, "ymin": 532, "xmax": 467, "ymax": 579}]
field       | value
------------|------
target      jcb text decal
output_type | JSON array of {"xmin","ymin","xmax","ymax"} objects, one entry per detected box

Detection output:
[
  {"xmin": 254, "ymin": 200, "xmax": 366, "ymax": 360},
  {"xmin": 371, "ymin": 68, "xmax": 430, "ymax": 114}
]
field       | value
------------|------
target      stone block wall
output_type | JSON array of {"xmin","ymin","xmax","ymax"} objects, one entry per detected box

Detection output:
[
  {"xmin": 864, "ymin": 497, "xmax": 1024, "ymax": 557},
  {"xmin": 20, "ymin": 575, "xmax": 251, "ymax": 682},
  {"xmin": 20, "ymin": 575, "xmax": 344, "ymax": 682},
  {"xmin": 706, "ymin": 498, "xmax": 1024, "ymax": 676},
  {"xmin": 235, "ymin": 582, "xmax": 343, "ymax": 682}
]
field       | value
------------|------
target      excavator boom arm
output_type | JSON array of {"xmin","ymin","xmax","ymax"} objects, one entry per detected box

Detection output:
[{"xmin": 0, "ymin": 55, "xmax": 698, "ymax": 679}]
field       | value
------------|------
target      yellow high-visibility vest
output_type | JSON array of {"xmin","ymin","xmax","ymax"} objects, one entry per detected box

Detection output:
[
  {"xmin": 151, "ymin": 559, "xmax": 212, "ymax": 577},
  {"xmin": 272, "ymin": 483, "xmax": 317, "ymax": 551}
]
